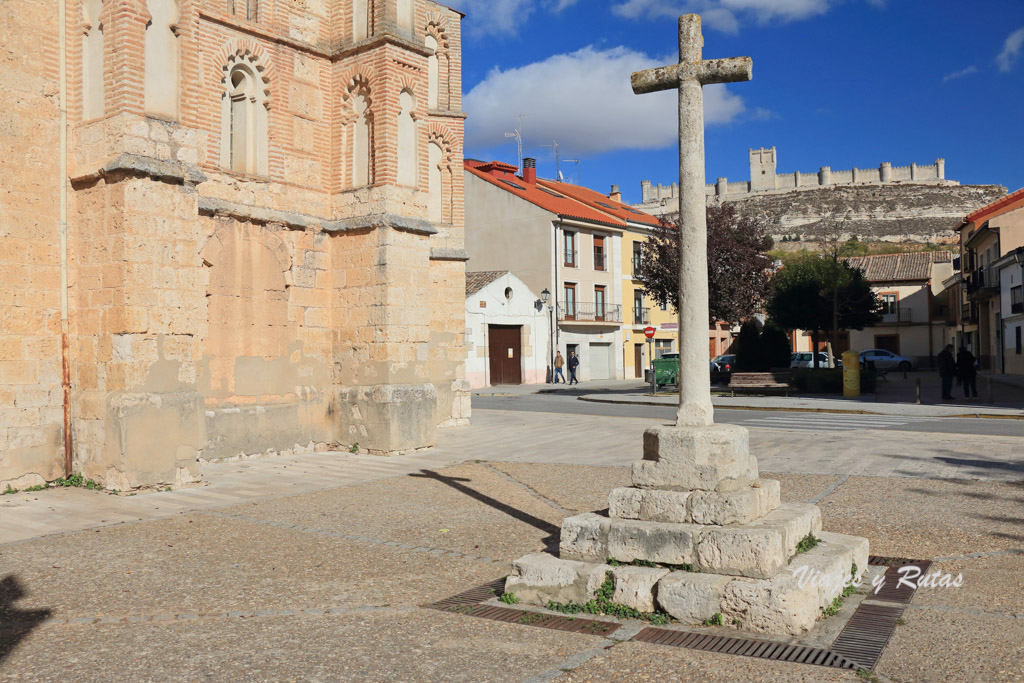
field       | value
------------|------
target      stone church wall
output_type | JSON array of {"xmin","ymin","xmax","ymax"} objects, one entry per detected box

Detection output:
[{"xmin": 1, "ymin": 0, "xmax": 469, "ymax": 490}]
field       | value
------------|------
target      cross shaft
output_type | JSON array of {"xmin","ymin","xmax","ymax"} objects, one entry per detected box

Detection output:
[{"xmin": 630, "ymin": 14, "xmax": 752, "ymax": 427}]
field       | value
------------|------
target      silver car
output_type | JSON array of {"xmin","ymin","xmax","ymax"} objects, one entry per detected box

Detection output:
[
  {"xmin": 859, "ymin": 348, "xmax": 916, "ymax": 371},
  {"xmin": 790, "ymin": 352, "xmax": 839, "ymax": 369}
]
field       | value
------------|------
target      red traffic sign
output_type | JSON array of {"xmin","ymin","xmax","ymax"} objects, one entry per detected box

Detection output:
[{"xmin": 644, "ymin": 326, "xmax": 657, "ymax": 339}]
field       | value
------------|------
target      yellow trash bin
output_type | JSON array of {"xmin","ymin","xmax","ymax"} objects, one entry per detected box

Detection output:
[{"xmin": 842, "ymin": 350, "xmax": 861, "ymax": 398}]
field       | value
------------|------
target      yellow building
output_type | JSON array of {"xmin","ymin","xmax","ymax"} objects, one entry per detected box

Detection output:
[{"xmin": 619, "ymin": 222, "xmax": 679, "ymax": 378}]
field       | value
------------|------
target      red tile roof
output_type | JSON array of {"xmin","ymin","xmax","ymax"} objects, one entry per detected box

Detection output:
[
  {"xmin": 964, "ymin": 186, "xmax": 1024, "ymax": 225},
  {"xmin": 537, "ymin": 179, "xmax": 663, "ymax": 228},
  {"xmin": 843, "ymin": 251, "xmax": 952, "ymax": 282},
  {"xmin": 465, "ymin": 270, "xmax": 508, "ymax": 296},
  {"xmin": 465, "ymin": 160, "xmax": 636, "ymax": 228}
]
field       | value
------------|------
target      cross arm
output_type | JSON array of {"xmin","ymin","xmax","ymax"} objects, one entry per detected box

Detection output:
[
  {"xmin": 631, "ymin": 64, "xmax": 683, "ymax": 95},
  {"xmin": 698, "ymin": 57, "xmax": 753, "ymax": 85}
]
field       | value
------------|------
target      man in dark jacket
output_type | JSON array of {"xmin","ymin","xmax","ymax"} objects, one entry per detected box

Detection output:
[
  {"xmin": 956, "ymin": 346, "xmax": 978, "ymax": 399},
  {"xmin": 567, "ymin": 351, "xmax": 580, "ymax": 385},
  {"xmin": 937, "ymin": 344, "xmax": 956, "ymax": 400}
]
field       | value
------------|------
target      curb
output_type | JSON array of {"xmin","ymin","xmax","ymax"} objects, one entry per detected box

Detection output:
[{"xmin": 575, "ymin": 395, "xmax": 1024, "ymax": 420}]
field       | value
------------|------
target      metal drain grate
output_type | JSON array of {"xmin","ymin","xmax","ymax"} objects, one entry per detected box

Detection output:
[
  {"xmin": 868, "ymin": 555, "xmax": 924, "ymax": 567},
  {"xmin": 829, "ymin": 603, "xmax": 905, "ymax": 670},
  {"xmin": 632, "ymin": 628, "xmax": 859, "ymax": 669},
  {"xmin": 428, "ymin": 578, "xmax": 507, "ymax": 609},
  {"xmin": 872, "ymin": 561, "xmax": 932, "ymax": 604}
]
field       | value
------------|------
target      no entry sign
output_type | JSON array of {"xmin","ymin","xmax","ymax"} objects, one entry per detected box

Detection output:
[{"xmin": 644, "ymin": 326, "xmax": 656, "ymax": 339}]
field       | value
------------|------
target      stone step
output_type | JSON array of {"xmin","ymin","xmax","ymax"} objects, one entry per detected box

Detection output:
[
  {"xmin": 608, "ymin": 479, "xmax": 780, "ymax": 526},
  {"xmin": 631, "ymin": 424, "xmax": 758, "ymax": 492},
  {"xmin": 559, "ymin": 502, "xmax": 821, "ymax": 579},
  {"xmin": 506, "ymin": 532, "xmax": 870, "ymax": 636}
]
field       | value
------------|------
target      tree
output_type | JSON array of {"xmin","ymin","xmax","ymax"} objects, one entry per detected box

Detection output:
[
  {"xmin": 734, "ymin": 321, "xmax": 761, "ymax": 372},
  {"xmin": 639, "ymin": 204, "xmax": 773, "ymax": 325},
  {"xmin": 767, "ymin": 255, "xmax": 882, "ymax": 367}
]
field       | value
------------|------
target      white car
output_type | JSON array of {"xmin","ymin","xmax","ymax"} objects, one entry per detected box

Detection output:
[
  {"xmin": 790, "ymin": 352, "xmax": 839, "ymax": 369},
  {"xmin": 860, "ymin": 348, "xmax": 916, "ymax": 371}
]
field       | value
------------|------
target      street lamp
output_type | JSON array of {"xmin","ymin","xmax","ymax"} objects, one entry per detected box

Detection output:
[{"xmin": 540, "ymin": 288, "xmax": 553, "ymax": 382}]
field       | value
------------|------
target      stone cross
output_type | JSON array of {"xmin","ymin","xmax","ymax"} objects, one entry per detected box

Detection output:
[{"xmin": 632, "ymin": 14, "xmax": 752, "ymax": 427}]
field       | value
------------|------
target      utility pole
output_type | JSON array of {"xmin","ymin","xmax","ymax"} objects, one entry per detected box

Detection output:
[{"xmin": 504, "ymin": 113, "xmax": 525, "ymax": 171}]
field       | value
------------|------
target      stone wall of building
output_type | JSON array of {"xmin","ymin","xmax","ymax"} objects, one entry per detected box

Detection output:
[
  {"xmin": 1, "ymin": 0, "xmax": 468, "ymax": 489},
  {"xmin": 0, "ymin": 0, "xmax": 66, "ymax": 489}
]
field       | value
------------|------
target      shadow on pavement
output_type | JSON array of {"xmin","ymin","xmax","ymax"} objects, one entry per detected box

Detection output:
[
  {"xmin": 411, "ymin": 470, "xmax": 560, "ymax": 553},
  {"xmin": 0, "ymin": 575, "xmax": 51, "ymax": 664}
]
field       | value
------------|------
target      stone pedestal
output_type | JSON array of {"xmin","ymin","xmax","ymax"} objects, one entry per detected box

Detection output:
[{"xmin": 507, "ymin": 424, "xmax": 870, "ymax": 636}]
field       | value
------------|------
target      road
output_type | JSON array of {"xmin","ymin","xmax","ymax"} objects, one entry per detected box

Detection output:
[{"xmin": 471, "ymin": 393, "xmax": 1024, "ymax": 438}]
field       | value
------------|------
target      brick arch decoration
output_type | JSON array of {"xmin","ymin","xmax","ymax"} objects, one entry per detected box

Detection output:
[
  {"xmin": 339, "ymin": 71, "xmax": 374, "ymax": 123},
  {"xmin": 423, "ymin": 13, "xmax": 449, "ymax": 50},
  {"xmin": 212, "ymin": 38, "xmax": 274, "ymax": 109},
  {"xmin": 425, "ymin": 125, "xmax": 458, "ymax": 164}
]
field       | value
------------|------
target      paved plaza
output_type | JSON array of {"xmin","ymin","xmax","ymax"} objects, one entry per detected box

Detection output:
[{"xmin": 2, "ymin": 404, "xmax": 1023, "ymax": 681}]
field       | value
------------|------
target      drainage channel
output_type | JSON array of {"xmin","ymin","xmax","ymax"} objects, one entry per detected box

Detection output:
[{"xmin": 426, "ymin": 558, "xmax": 931, "ymax": 673}]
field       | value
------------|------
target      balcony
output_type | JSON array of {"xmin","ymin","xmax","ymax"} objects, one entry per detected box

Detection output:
[
  {"xmin": 564, "ymin": 249, "xmax": 578, "ymax": 268},
  {"xmin": 631, "ymin": 258, "xmax": 643, "ymax": 279},
  {"xmin": 632, "ymin": 307, "xmax": 651, "ymax": 325},
  {"xmin": 880, "ymin": 308, "xmax": 913, "ymax": 324},
  {"xmin": 965, "ymin": 267, "xmax": 999, "ymax": 297},
  {"xmin": 557, "ymin": 302, "xmax": 622, "ymax": 324}
]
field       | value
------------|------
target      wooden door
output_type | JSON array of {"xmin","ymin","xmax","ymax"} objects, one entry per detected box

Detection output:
[
  {"xmin": 634, "ymin": 343, "xmax": 643, "ymax": 378},
  {"xmin": 488, "ymin": 325, "xmax": 522, "ymax": 385}
]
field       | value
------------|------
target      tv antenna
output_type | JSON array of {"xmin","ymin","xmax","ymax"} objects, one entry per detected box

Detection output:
[
  {"xmin": 563, "ymin": 159, "xmax": 580, "ymax": 185},
  {"xmin": 504, "ymin": 114, "xmax": 525, "ymax": 171},
  {"xmin": 542, "ymin": 140, "xmax": 560, "ymax": 181}
]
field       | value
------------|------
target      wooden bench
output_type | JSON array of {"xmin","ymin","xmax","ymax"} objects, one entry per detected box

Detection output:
[{"xmin": 729, "ymin": 371, "xmax": 791, "ymax": 397}]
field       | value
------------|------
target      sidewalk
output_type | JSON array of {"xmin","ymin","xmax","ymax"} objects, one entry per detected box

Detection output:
[{"xmin": 474, "ymin": 377, "xmax": 1024, "ymax": 418}]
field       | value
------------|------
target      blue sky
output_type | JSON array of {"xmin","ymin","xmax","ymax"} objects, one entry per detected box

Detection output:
[{"xmin": 448, "ymin": 0, "xmax": 1024, "ymax": 206}]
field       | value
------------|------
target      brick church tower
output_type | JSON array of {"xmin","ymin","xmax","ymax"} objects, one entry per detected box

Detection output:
[{"xmin": 0, "ymin": 0, "xmax": 469, "ymax": 489}]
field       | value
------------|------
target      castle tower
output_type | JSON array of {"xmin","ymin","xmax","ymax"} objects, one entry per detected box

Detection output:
[{"xmin": 748, "ymin": 146, "xmax": 776, "ymax": 192}]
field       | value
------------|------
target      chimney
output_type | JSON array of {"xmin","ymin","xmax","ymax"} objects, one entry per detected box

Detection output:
[
  {"xmin": 609, "ymin": 185, "xmax": 622, "ymax": 203},
  {"xmin": 523, "ymin": 157, "xmax": 537, "ymax": 185}
]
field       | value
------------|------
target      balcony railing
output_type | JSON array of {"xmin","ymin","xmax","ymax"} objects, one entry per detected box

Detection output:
[
  {"xmin": 631, "ymin": 258, "xmax": 643, "ymax": 278},
  {"xmin": 880, "ymin": 308, "xmax": 913, "ymax": 324},
  {"xmin": 633, "ymin": 307, "xmax": 651, "ymax": 325},
  {"xmin": 564, "ymin": 249, "xmax": 578, "ymax": 268},
  {"xmin": 594, "ymin": 251, "xmax": 606, "ymax": 271},
  {"xmin": 966, "ymin": 267, "xmax": 998, "ymax": 295},
  {"xmin": 557, "ymin": 302, "xmax": 622, "ymax": 323}
]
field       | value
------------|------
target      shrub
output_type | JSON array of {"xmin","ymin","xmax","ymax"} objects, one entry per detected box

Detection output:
[{"xmin": 790, "ymin": 368, "xmax": 876, "ymax": 394}]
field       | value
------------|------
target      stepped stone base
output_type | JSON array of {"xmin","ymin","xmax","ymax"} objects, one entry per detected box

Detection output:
[
  {"xmin": 506, "ymin": 424, "xmax": 870, "ymax": 636},
  {"xmin": 506, "ymin": 532, "xmax": 868, "ymax": 635}
]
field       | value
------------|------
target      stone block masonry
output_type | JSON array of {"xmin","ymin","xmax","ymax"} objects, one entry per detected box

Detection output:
[{"xmin": 1, "ymin": 0, "xmax": 470, "ymax": 490}]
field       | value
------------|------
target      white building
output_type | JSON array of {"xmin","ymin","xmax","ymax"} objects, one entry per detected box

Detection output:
[{"xmin": 465, "ymin": 271, "xmax": 550, "ymax": 388}]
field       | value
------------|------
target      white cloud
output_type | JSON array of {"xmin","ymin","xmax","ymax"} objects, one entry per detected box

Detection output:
[
  {"xmin": 463, "ymin": 46, "xmax": 746, "ymax": 157},
  {"xmin": 996, "ymin": 26, "xmax": 1024, "ymax": 72},
  {"xmin": 447, "ymin": 0, "xmax": 578, "ymax": 38},
  {"xmin": 612, "ymin": 0, "xmax": 880, "ymax": 32},
  {"xmin": 941, "ymin": 65, "xmax": 978, "ymax": 83}
]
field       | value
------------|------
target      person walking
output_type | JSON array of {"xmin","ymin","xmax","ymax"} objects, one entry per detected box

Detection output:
[
  {"xmin": 937, "ymin": 344, "xmax": 956, "ymax": 400},
  {"xmin": 956, "ymin": 345, "xmax": 978, "ymax": 399},
  {"xmin": 567, "ymin": 350, "xmax": 580, "ymax": 385},
  {"xmin": 553, "ymin": 351, "xmax": 565, "ymax": 384}
]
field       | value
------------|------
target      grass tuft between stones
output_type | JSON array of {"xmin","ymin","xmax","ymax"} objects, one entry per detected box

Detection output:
[
  {"xmin": 545, "ymin": 571, "xmax": 675, "ymax": 626},
  {"xmin": 795, "ymin": 533, "xmax": 820, "ymax": 554},
  {"xmin": 821, "ymin": 563, "xmax": 859, "ymax": 618},
  {"xmin": 607, "ymin": 557, "xmax": 697, "ymax": 572}
]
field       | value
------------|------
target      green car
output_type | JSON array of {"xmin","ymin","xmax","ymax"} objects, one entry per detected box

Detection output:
[{"xmin": 651, "ymin": 353, "xmax": 720, "ymax": 388}]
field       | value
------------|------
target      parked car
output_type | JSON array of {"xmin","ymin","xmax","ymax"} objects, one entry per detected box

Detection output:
[
  {"xmin": 790, "ymin": 352, "xmax": 841, "ymax": 369},
  {"xmin": 860, "ymin": 348, "xmax": 916, "ymax": 371},
  {"xmin": 650, "ymin": 353, "xmax": 720, "ymax": 388},
  {"xmin": 711, "ymin": 354, "xmax": 736, "ymax": 373}
]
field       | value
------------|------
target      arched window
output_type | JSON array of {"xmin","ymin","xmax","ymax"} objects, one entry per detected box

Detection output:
[
  {"xmin": 220, "ymin": 56, "xmax": 269, "ymax": 175},
  {"xmin": 428, "ymin": 140, "xmax": 443, "ymax": 223},
  {"xmin": 396, "ymin": 90, "xmax": 417, "ymax": 187},
  {"xmin": 351, "ymin": 89, "xmax": 372, "ymax": 187},
  {"xmin": 144, "ymin": 0, "xmax": 179, "ymax": 119},
  {"xmin": 352, "ymin": 0, "xmax": 368, "ymax": 41},
  {"xmin": 425, "ymin": 35, "xmax": 439, "ymax": 110},
  {"xmin": 82, "ymin": 0, "xmax": 104, "ymax": 120}
]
